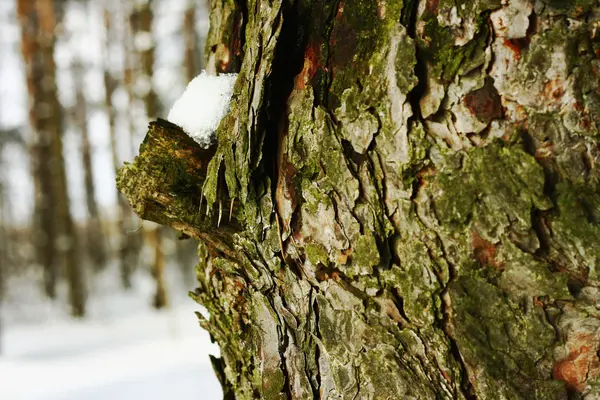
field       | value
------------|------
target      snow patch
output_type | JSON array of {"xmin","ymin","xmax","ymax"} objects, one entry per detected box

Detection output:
[
  {"xmin": 167, "ymin": 71, "xmax": 237, "ymax": 148},
  {"xmin": 0, "ymin": 267, "xmax": 222, "ymax": 400}
]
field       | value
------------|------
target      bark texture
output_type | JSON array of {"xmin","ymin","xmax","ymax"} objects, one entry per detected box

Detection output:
[{"xmin": 118, "ymin": 0, "xmax": 600, "ymax": 398}]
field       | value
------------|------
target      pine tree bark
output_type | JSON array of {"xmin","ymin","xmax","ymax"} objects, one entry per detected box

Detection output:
[{"xmin": 119, "ymin": 0, "xmax": 600, "ymax": 398}]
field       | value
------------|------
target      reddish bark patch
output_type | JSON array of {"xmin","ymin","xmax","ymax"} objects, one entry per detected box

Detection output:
[
  {"xmin": 335, "ymin": 0, "xmax": 345, "ymax": 20},
  {"xmin": 512, "ymin": 37, "xmax": 530, "ymax": 52},
  {"xmin": 579, "ymin": 115, "xmax": 592, "ymax": 131},
  {"xmin": 294, "ymin": 43, "xmax": 320, "ymax": 90},
  {"xmin": 503, "ymin": 39, "xmax": 522, "ymax": 61},
  {"xmin": 315, "ymin": 269, "xmax": 342, "ymax": 282},
  {"xmin": 338, "ymin": 248, "xmax": 352, "ymax": 265},
  {"xmin": 472, "ymin": 231, "xmax": 503, "ymax": 270},
  {"xmin": 231, "ymin": 9, "xmax": 244, "ymax": 58},
  {"xmin": 220, "ymin": 47, "xmax": 231, "ymax": 71},
  {"xmin": 275, "ymin": 144, "xmax": 298, "ymax": 232},
  {"xmin": 553, "ymin": 333, "xmax": 600, "ymax": 392},
  {"xmin": 376, "ymin": 0, "xmax": 386, "ymax": 20},
  {"xmin": 416, "ymin": 165, "xmax": 437, "ymax": 189},
  {"xmin": 329, "ymin": 11, "xmax": 358, "ymax": 70},
  {"xmin": 426, "ymin": 0, "xmax": 439, "ymax": 14},
  {"xmin": 439, "ymin": 367, "xmax": 451, "ymax": 385},
  {"xmin": 464, "ymin": 78, "xmax": 503, "ymax": 123},
  {"xmin": 571, "ymin": 6, "xmax": 585, "ymax": 18},
  {"xmin": 276, "ymin": 157, "xmax": 297, "ymax": 199}
]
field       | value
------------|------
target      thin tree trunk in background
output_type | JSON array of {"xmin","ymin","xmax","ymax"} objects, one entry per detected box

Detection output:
[
  {"xmin": 18, "ymin": 0, "xmax": 86, "ymax": 315},
  {"xmin": 49, "ymin": 0, "xmax": 85, "ymax": 318},
  {"xmin": 151, "ymin": 227, "xmax": 167, "ymax": 309},
  {"xmin": 74, "ymin": 60, "xmax": 107, "ymax": 271},
  {"xmin": 117, "ymin": 0, "xmax": 151, "ymax": 289},
  {"xmin": 183, "ymin": 0, "xmax": 198, "ymax": 82},
  {"xmin": 103, "ymin": 7, "xmax": 133, "ymax": 288},
  {"xmin": 123, "ymin": 16, "xmax": 137, "ymax": 163},
  {"xmin": 0, "ymin": 130, "xmax": 22, "ymax": 286},
  {"xmin": 119, "ymin": 0, "xmax": 600, "ymax": 398},
  {"xmin": 17, "ymin": 0, "xmax": 58, "ymax": 299},
  {"xmin": 175, "ymin": 237, "xmax": 196, "ymax": 286},
  {"xmin": 0, "ymin": 180, "xmax": 5, "ymax": 355},
  {"xmin": 136, "ymin": 0, "xmax": 158, "ymax": 120},
  {"xmin": 132, "ymin": 0, "xmax": 168, "ymax": 305}
]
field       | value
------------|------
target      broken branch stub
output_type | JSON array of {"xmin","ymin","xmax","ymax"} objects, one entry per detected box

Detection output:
[{"xmin": 116, "ymin": 119, "xmax": 239, "ymax": 247}]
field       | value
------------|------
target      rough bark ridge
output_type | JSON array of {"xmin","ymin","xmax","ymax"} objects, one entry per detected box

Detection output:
[{"xmin": 118, "ymin": 0, "xmax": 600, "ymax": 398}]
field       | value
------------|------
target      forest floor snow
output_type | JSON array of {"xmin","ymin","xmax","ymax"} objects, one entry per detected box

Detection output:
[{"xmin": 0, "ymin": 268, "xmax": 222, "ymax": 400}]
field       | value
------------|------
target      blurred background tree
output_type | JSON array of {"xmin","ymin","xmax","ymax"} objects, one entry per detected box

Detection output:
[{"xmin": 1, "ymin": 0, "xmax": 208, "ymax": 318}]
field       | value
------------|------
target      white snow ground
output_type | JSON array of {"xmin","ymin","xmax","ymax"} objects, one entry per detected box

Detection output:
[{"xmin": 0, "ymin": 270, "xmax": 222, "ymax": 400}]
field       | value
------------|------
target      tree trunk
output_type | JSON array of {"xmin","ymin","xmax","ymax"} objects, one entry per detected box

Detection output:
[
  {"xmin": 0, "ymin": 177, "xmax": 5, "ymax": 355},
  {"xmin": 131, "ymin": 0, "xmax": 159, "ymax": 120},
  {"xmin": 17, "ymin": 0, "xmax": 59, "ymax": 299},
  {"xmin": 103, "ymin": 5, "xmax": 135, "ymax": 287},
  {"xmin": 118, "ymin": 0, "xmax": 148, "ymax": 289},
  {"xmin": 49, "ymin": 0, "xmax": 86, "ymax": 318},
  {"xmin": 18, "ymin": 0, "xmax": 86, "ymax": 316},
  {"xmin": 73, "ymin": 59, "xmax": 107, "ymax": 271},
  {"xmin": 118, "ymin": 0, "xmax": 600, "ymax": 398},
  {"xmin": 150, "ymin": 226, "xmax": 168, "ymax": 309},
  {"xmin": 183, "ymin": 0, "xmax": 201, "ymax": 82}
]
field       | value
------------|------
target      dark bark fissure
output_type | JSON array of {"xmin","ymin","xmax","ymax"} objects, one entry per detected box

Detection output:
[
  {"xmin": 402, "ymin": 0, "xmax": 426, "ymax": 123},
  {"xmin": 234, "ymin": 0, "xmax": 248, "ymax": 58},
  {"xmin": 264, "ymin": 0, "xmax": 307, "ymax": 205},
  {"xmin": 422, "ymin": 206, "xmax": 478, "ymax": 399},
  {"xmin": 274, "ymin": 297, "xmax": 293, "ymax": 399},
  {"xmin": 262, "ymin": 3, "xmax": 351, "ymax": 395},
  {"xmin": 403, "ymin": 2, "xmax": 484, "ymax": 398},
  {"xmin": 520, "ymin": 118, "xmax": 593, "ymax": 296},
  {"xmin": 305, "ymin": 288, "xmax": 320, "ymax": 399},
  {"xmin": 314, "ymin": 0, "xmax": 340, "ymax": 110},
  {"xmin": 432, "ymin": 229, "xmax": 479, "ymax": 399}
]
